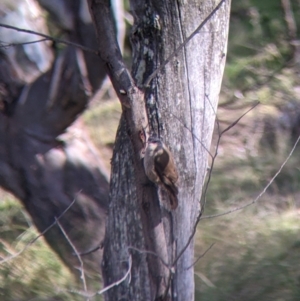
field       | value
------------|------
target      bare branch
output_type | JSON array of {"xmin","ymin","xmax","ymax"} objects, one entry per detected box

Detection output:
[
  {"xmin": 144, "ymin": 0, "xmax": 226, "ymax": 86},
  {"xmin": 55, "ymin": 218, "xmax": 88, "ymax": 300},
  {"xmin": 0, "ymin": 23, "xmax": 97, "ymax": 55},
  {"xmin": 0, "ymin": 198, "xmax": 76, "ymax": 264}
]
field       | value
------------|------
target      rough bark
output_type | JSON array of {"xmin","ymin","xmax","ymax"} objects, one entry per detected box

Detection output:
[
  {"xmin": 88, "ymin": 0, "xmax": 231, "ymax": 300},
  {"xmin": 0, "ymin": 0, "xmax": 109, "ymax": 277}
]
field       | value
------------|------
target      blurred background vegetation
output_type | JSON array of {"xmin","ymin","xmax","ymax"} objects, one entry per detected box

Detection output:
[{"xmin": 1, "ymin": 0, "xmax": 300, "ymax": 300}]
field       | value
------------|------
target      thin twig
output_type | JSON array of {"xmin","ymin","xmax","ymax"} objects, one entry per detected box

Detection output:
[
  {"xmin": 144, "ymin": 0, "xmax": 226, "ymax": 86},
  {"xmin": 202, "ymin": 134, "xmax": 300, "ymax": 219},
  {"xmin": 96, "ymin": 255, "xmax": 132, "ymax": 295},
  {"xmin": 0, "ymin": 198, "xmax": 76, "ymax": 264},
  {"xmin": 77, "ymin": 242, "xmax": 103, "ymax": 256},
  {"xmin": 185, "ymin": 243, "xmax": 215, "ymax": 270},
  {"xmin": 0, "ymin": 38, "xmax": 49, "ymax": 48},
  {"xmin": 0, "ymin": 23, "xmax": 98, "ymax": 55},
  {"xmin": 55, "ymin": 218, "xmax": 88, "ymax": 301},
  {"xmin": 200, "ymin": 102, "xmax": 259, "ymax": 213},
  {"xmin": 66, "ymin": 255, "xmax": 132, "ymax": 298},
  {"xmin": 220, "ymin": 102, "xmax": 260, "ymax": 136}
]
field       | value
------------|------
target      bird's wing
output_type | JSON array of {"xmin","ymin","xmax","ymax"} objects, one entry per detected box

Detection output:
[{"xmin": 155, "ymin": 148, "xmax": 178, "ymax": 195}]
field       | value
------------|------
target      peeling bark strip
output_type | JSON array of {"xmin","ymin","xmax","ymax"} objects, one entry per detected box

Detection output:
[{"xmin": 88, "ymin": 0, "xmax": 231, "ymax": 300}]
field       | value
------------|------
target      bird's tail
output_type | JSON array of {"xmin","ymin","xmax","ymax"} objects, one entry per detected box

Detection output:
[{"xmin": 168, "ymin": 191, "xmax": 178, "ymax": 209}]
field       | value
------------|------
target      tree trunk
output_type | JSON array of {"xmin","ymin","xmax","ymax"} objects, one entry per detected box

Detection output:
[
  {"xmin": 0, "ymin": 0, "xmax": 109, "ymax": 277},
  {"xmin": 88, "ymin": 0, "xmax": 231, "ymax": 300}
]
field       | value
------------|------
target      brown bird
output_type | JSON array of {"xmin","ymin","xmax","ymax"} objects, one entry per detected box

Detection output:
[{"xmin": 143, "ymin": 136, "xmax": 179, "ymax": 209}]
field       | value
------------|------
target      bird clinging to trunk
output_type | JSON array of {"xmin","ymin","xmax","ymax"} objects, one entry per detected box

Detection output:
[{"xmin": 143, "ymin": 136, "xmax": 179, "ymax": 209}]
